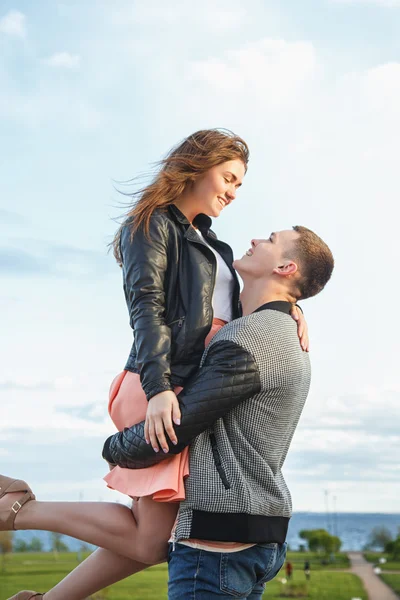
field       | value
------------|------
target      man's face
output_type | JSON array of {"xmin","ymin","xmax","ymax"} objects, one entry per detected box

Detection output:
[{"xmin": 233, "ymin": 230, "xmax": 300, "ymax": 278}]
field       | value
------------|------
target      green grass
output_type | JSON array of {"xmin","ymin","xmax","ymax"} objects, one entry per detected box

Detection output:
[
  {"xmin": 0, "ymin": 552, "xmax": 366, "ymax": 600},
  {"xmin": 363, "ymin": 551, "xmax": 400, "ymax": 571},
  {"xmin": 266, "ymin": 571, "xmax": 366, "ymax": 599},
  {"xmin": 380, "ymin": 574, "xmax": 400, "ymax": 595},
  {"xmin": 285, "ymin": 551, "xmax": 350, "ymax": 571}
]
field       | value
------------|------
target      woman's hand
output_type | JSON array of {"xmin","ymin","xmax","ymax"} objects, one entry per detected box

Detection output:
[
  {"xmin": 290, "ymin": 305, "xmax": 309, "ymax": 352},
  {"xmin": 144, "ymin": 390, "xmax": 182, "ymax": 453}
]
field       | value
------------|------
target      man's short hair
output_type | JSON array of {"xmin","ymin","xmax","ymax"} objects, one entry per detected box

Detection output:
[{"xmin": 290, "ymin": 226, "xmax": 334, "ymax": 300}]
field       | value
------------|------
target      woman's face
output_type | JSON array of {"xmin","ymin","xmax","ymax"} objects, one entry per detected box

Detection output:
[{"xmin": 191, "ymin": 159, "xmax": 246, "ymax": 218}]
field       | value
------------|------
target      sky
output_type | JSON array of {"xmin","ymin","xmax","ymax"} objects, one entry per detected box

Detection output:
[{"xmin": 1, "ymin": 0, "xmax": 399, "ymax": 515}]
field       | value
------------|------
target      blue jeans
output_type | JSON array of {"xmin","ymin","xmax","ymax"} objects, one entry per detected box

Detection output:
[{"xmin": 168, "ymin": 541, "xmax": 287, "ymax": 599}]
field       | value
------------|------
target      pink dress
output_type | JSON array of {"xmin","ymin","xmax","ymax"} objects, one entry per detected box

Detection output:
[{"xmin": 104, "ymin": 319, "xmax": 226, "ymax": 502}]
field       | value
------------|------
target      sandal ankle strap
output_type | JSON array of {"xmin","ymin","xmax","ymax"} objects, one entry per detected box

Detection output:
[{"xmin": 4, "ymin": 491, "xmax": 35, "ymax": 530}]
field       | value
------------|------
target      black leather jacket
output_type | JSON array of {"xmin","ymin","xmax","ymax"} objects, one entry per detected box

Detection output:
[{"xmin": 121, "ymin": 204, "xmax": 241, "ymax": 400}]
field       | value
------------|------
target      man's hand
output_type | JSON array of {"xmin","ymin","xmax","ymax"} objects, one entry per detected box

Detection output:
[
  {"xmin": 290, "ymin": 305, "xmax": 309, "ymax": 352},
  {"xmin": 144, "ymin": 390, "xmax": 181, "ymax": 453}
]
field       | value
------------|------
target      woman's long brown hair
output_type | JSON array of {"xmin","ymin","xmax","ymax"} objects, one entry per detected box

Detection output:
[{"xmin": 112, "ymin": 129, "xmax": 249, "ymax": 264}]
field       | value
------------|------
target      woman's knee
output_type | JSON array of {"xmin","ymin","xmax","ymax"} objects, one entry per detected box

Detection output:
[
  {"xmin": 128, "ymin": 500, "xmax": 171, "ymax": 564},
  {"xmin": 132, "ymin": 541, "xmax": 169, "ymax": 565}
]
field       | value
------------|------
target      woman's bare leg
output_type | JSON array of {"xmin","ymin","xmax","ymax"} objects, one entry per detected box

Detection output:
[
  {"xmin": 1, "ymin": 492, "xmax": 177, "ymax": 564},
  {"xmin": 43, "ymin": 548, "xmax": 149, "ymax": 600}
]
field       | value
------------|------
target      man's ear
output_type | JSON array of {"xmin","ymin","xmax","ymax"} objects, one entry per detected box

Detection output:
[{"xmin": 272, "ymin": 261, "xmax": 298, "ymax": 277}]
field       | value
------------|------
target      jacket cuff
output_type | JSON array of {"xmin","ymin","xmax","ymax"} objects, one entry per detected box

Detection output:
[
  {"xmin": 102, "ymin": 435, "xmax": 115, "ymax": 464},
  {"xmin": 143, "ymin": 378, "xmax": 174, "ymax": 402}
]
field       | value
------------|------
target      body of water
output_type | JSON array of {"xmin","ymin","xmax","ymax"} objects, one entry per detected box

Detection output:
[
  {"xmin": 288, "ymin": 512, "xmax": 399, "ymax": 551},
  {"xmin": 13, "ymin": 512, "xmax": 399, "ymax": 552}
]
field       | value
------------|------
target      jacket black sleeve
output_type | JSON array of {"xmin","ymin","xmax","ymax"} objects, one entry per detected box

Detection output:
[
  {"xmin": 121, "ymin": 215, "xmax": 173, "ymax": 401},
  {"xmin": 103, "ymin": 340, "xmax": 261, "ymax": 469}
]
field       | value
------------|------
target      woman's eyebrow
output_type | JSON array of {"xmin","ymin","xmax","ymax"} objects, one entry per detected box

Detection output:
[{"xmin": 224, "ymin": 171, "xmax": 242, "ymax": 187}]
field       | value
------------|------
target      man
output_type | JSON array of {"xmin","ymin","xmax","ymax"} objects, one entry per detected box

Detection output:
[
  {"xmin": 304, "ymin": 560, "xmax": 311, "ymax": 580},
  {"xmin": 103, "ymin": 225, "xmax": 334, "ymax": 599},
  {"xmin": 286, "ymin": 560, "xmax": 293, "ymax": 580}
]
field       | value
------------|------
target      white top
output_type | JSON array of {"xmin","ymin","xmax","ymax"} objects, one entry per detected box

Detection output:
[{"xmin": 196, "ymin": 230, "xmax": 235, "ymax": 323}]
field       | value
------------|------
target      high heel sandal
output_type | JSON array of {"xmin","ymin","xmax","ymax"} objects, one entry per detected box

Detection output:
[
  {"xmin": 0, "ymin": 474, "xmax": 36, "ymax": 531},
  {"xmin": 7, "ymin": 592, "xmax": 44, "ymax": 599}
]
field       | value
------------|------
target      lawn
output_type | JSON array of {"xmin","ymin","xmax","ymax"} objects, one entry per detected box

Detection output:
[
  {"xmin": 363, "ymin": 551, "xmax": 400, "ymax": 571},
  {"xmin": 0, "ymin": 552, "xmax": 366, "ymax": 600},
  {"xmin": 285, "ymin": 551, "xmax": 350, "ymax": 571},
  {"xmin": 380, "ymin": 574, "xmax": 400, "ymax": 596}
]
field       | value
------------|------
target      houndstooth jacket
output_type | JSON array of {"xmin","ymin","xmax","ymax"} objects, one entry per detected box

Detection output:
[{"xmin": 103, "ymin": 301, "xmax": 311, "ymax": 544}]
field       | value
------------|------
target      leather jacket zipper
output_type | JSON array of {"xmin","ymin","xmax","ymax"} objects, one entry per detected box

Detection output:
[
  {"xmin": 188, "ymin": 231, "xmax": 216, "ymax": 331},
  {"xmin": 209, "ymin": 257, "xmax": 216, "ymax": 325},
  {"xmin": 167, "ymin": 317, "xmax": 185, "ymax": 327}
]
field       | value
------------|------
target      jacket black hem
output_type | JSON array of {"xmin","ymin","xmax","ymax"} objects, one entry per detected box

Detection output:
[
  {"xmin": 143, "ymin": 378, "xmax": 174, "ymax": 401},
  {"xmin": 123, "ymin": 367, "xmax": 193, "ymax": 389},
  {"xmin": 124, "ymin": 365, "xmax": 140, "ymax": 375},
  {"xmin": 102, "ymin": 436, "xmax": 114, "ymax": 464},
  {"xmin": 188, "ymin": 511, "xmax": 289, "ymax": 545}
]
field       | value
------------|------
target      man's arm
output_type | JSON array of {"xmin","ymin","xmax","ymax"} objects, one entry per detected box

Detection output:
[{"xmin": 103, "ymin": 340, "xmax": 261, "ymax": 469}]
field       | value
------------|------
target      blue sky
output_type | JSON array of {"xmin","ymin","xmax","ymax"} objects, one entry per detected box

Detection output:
[{"xmin": 1, "ymin": 0, "xmax": 399, "ymax": 513}]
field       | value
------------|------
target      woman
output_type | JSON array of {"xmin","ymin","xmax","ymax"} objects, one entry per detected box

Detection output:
[{"xmin": 0, "ymin": 129, "xmax": 308, "ymax": 600}]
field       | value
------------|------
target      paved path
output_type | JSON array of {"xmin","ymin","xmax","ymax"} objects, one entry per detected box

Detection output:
[{"xmin": 348, "ymin": 552, "xmax": 399, "ymax": 600}]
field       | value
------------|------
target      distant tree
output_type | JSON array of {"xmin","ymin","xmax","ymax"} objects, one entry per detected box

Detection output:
[
  {"xmin": 80, "ymin": 543, "xmax": 90, "ymax": 552},
  {"xmin": 77, "ymin": 541, "xmax": 92, "ymax": 563},
  {"xmin": 50, "ymin": 532, "xmax": 69, "ymax": 558},
  {"xmin": 29, "ymin": 536, "xmax": 44, "ymax": 552},
  {"xmin": 323, "ymin": 533, "xmax": 342, "ymax": 554},
  {"xmin": 299, "ymin": 529, "xmax": 327, "ymax": 551},
  {"xmin": 385, "ymin": 535, "xmax": 400, "ymax": 561},
  {"xmin": 367, "ymin": 527, "xmax": 393, "ymax": 551},
  {"xmin": 299, "ymin": 529, "xmax": 341, "ymax": 556},
  {"xmin": 14, "ymin": 538, "xmax": 29, "ymax": 553},
  {"xmin": 299, "ymin": 529, "xmax": 326, "ymax": 543},
  {"xmin": 0, "ymin": 531, "xmax": 13, "ymax": 572}
]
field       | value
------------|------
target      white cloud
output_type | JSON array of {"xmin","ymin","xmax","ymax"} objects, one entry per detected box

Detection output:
[
  {"xmin": 0, "ymin": 240, "xmax": 113, "ymax": 277},
  {"xmin": 332, "ymin": 0, "xmax": 400, "ymax": 5},
  {"xmin": 113, "ymin": 0, "xmax": 248, "ymax": 31},
  {"xmin": 0, "ymin": 208, "xmax": 26, "ymax": 225},
  {"xmin": 168, "ymin": 37, "xmax": 318, "ymax": 127},
  {"xmin": 0, "ymin": 63, "xmax": 104, "ymax": 130},
  {"xmin": 190, "ymin": 39, "xmax": 316, "ymax": 103},
  {"xmin": 363, "ymin": 62, "xmax": 400, "ymax": 120},
  {"xmin": 0, "ymin": 380, "xmax": 56, "ymax": 391},
  {"xmin": 44, "ymin": 52, "xmax": 81, "ymax": 69},
  {"xmin": 0, "ymin": 10, "xmax": 26, "ymax": 37},
  {"xmin": 0, "ymin": 374, "xmax": 112, "ymax": 432},
  {"xmin": 1, "ymin": 0, "xmax": 400, "ymax": 511},
  {"xmin": 286, "ymin": 387, "xmax": 400, "ymax": 494},
  {"xmin": 289, "ymin": 479, "xmax": 400, "ymax": 513}
]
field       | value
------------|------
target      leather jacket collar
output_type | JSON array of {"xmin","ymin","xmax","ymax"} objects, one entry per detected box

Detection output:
[{"xmin": 168, "ymin": 204, "xmax": 213, "ymax": 233}]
